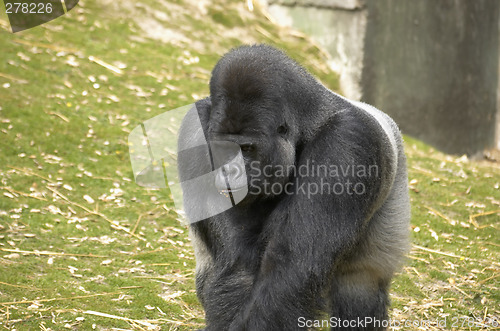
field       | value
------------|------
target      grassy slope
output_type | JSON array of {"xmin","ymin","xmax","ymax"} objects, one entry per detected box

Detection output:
[
  {"xmin": 0, "ymin": 0, "xmax": 498, "ymax": 330},
  {"xmin": 396, "ymin": 138, "xmax": 499, "ymax": 330}
]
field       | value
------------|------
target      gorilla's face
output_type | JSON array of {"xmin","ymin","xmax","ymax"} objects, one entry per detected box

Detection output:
[{"xmin": 208, "ymin": 96, "xmax": 296, "ymax": 202}]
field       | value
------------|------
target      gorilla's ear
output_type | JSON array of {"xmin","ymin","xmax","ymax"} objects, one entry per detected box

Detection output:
[{"xmin": 277, "ymin": 124, "xmax": 288, "ymax": 136}]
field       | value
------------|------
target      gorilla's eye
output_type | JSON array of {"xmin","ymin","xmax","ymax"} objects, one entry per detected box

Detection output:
[
  {"xmin": 240, "ymin": 144, "xmax": 254, "ymax": 152},
  {"xmin": 277, "ymin": 125, "xmax": 288, "ymax": 135}
]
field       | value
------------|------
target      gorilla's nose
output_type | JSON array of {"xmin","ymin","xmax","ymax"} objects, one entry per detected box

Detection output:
[
  {"xmin": 225, "ymin": 162, "xmax": 242, "ymax": 179},
  {"xmin": 215, "ymin": 162, "xmax": 244, "ymax": 192}
]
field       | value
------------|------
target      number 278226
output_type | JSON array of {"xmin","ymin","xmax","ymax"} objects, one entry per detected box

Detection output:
[{"xmin": 5, "ymin": 3, "xmax": 53, "ymax": 14}]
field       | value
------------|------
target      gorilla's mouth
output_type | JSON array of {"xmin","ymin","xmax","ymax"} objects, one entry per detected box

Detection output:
[{"xmin": 218, "ymin": 187, "xmax": 245, "ymax": 198}]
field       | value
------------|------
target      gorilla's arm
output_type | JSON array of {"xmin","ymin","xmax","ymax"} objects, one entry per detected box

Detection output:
[
  {"xmin": 182, "ymin": 98, "xmax": 265, "ymax": 326},
  {"xmin": 228, "ymin": 110, "xmax": 395, "ymax": 330}
]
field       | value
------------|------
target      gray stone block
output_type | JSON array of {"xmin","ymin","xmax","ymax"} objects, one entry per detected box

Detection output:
[{"xmin": 266, "ymin": 0, "xmax": 500, "ymax": 155}]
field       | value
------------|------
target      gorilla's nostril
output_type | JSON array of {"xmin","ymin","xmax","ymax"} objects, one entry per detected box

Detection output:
[{"xmin": 226, "ymin": 163, "xmax": 241, "ymax": 178}]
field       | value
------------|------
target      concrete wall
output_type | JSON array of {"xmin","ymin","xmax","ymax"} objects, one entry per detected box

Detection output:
[
  {"xmin": 266, "ymin": 0, "xmax": 500, "ymax": 156},
  {"xmin": 362, "ymin": 0, "xmax": 499, "ymax": 156},
  {"xmin": 267, "ymin": 1, "xmax": 367, "ymax": 100}
]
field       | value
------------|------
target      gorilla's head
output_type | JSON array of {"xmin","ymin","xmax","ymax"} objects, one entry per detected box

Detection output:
[{"xmin": 206, "ymin": 45, "xmax": 306, "ymax": 202}]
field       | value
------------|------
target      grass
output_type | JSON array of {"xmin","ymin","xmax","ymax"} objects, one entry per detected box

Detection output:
[
  {"xmin": 0, "ymin": 0, "xmax": 498, "ymax": 330},
  {"xmin": 394, "ymin": 137, "xmax": 499, "ymax": 329}
]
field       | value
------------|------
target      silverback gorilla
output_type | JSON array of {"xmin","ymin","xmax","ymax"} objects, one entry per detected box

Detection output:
[{"xmin": 177, "ymin": 45, "xmax": 410, "ymax": 330}]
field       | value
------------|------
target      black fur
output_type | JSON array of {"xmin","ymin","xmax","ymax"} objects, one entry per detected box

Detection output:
[{"xmin": 178, "ymin": 45, "xmax": 410, "ymax": 330}]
